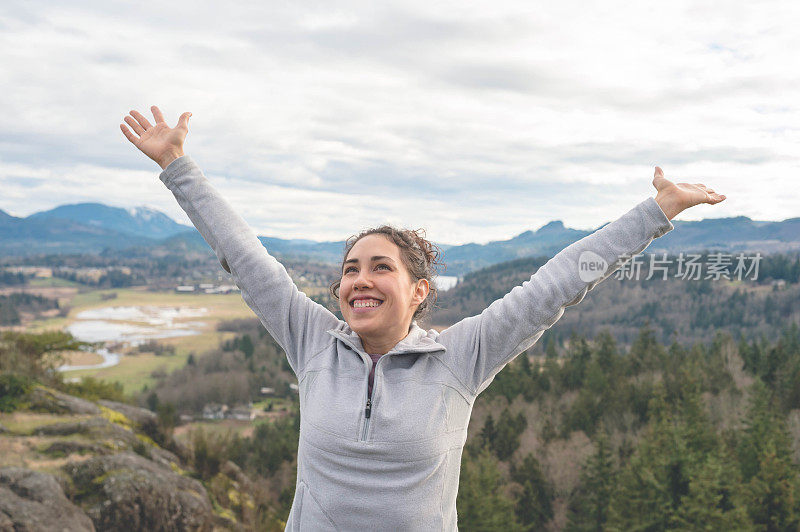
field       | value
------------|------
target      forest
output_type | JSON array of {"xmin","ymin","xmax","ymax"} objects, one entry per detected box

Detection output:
[
  {"xmin": 129, "ymin": 313, "xmax": 800, "ymax": 529},
  {"xmin": 3, "ymin": 251, "xmax": 800, "ymax": 529}
]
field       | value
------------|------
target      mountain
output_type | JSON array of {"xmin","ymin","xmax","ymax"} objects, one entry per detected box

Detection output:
[
  {"xmin": 656, "ymin": 216, "xmax": 800, "ymax": 254},
  {"xmin": 440, "ymin": 220, "xmax": 590, "ymax": 276},
  {"xmin": 28, "ymin": 203, "xmax": 191, "ymax": 239},
  {"xmin": 3, "ymin": 202, "xmax": 800, "ymax": 271},
  {"xmin": 0, "ymin": 203, "xmax": 196, "ymax": 256},
  {"xmin": 0, "ymin": 210, "xmax": 157, "ymax": 256},
  {"xmin": 439, "ymin": 215, "xmax": 800, "ymax": 277}
]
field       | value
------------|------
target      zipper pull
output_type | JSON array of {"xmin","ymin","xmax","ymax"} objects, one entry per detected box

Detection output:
[{"xmin": 365, "ymin": 398, "xmax": 372, "ymax": 419}]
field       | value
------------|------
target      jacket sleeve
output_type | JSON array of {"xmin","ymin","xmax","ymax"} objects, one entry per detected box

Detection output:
[
  {"xmin": 159, "ymin": 155, "xmax": 341, "ymax": 377},
  {"xmin": 437, "ymin": 197, "xmax": 674, "ymax": 396}
]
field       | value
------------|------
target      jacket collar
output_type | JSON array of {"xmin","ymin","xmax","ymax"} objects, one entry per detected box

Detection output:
[{"xmin": 326, "ymin": 320, "xmax": 446, "ymax": 356}]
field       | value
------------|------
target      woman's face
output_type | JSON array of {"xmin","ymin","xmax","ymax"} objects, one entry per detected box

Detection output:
[{"xmin": 339, "ymin": 234, "xmax": 427, "ymax": 341}]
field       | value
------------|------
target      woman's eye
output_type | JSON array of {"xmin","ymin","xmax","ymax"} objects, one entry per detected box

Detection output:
[{"xmin": 344, "ymin": 264, "xmax": 389, "ymax": 274}]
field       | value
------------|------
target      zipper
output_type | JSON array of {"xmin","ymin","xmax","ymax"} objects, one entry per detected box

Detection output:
[
  {"xmin": 360, "ymin": 355, "xmax": 373, "ymax": 442},
  {"xmin": 362, "ymin": 398, "xmax": 372, "ymax": 440},
  {"xmin": 330, "ymin": 330, "xmax": 444, "ymax": 442}
]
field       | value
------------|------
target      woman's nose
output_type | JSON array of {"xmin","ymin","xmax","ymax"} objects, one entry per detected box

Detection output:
[{"xmin": 354, "ymin": 271, "xmax": 372, "ymax": 289}]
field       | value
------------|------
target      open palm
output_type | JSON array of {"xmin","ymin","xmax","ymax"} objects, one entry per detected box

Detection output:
[
  {"xmin": 652, "ymin": 166, "xmax": 726, "ymax": 219},
  {"xmin": 120, "ymin": 106, "xmax": 191, "ymax": 169}
]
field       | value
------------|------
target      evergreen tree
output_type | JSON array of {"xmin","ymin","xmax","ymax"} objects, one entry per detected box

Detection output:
[
  {"xmin": 737, "ymin": 380, "xmax": 800, "ymax": 530},
  {"xmin": 480, "ymin": 413, "xmax": 497, "ymax": 450},
  {"xmin": 566, "ymin": 429, "xmax": 614, "ymax": 532},
  {"xmin": 511, "ymin": 453, "xmax": 554, "ymax": 531},
  {"xmin": 457, "ymin": 447, "xmax": 521, "ymax": 531},
  {"xmin": 240, "ymin": 334, "xmax": 255, "ymax": 359},
  {"xmin": 671, "ymin": 446, "xmax": 752, "ymax": 530},
  {"xmin": 607, "ymin": 383, "xmax": 722, "ymax": 531},
  {"xmin": 594, "ymin": 329, "xmax": 618, "ymax": 374},
  {"xmin": 545, "ymin": 336, "xmax": 558, "ymax": 359},
  {"xmin": 492, "ymin": 408, "xmax": 528, "ymax": 460}
]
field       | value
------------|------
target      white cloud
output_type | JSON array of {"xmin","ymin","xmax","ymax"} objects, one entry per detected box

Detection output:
[{"xmin": 1, "ymin": 0, "xmax": 798, "ymax": 244}]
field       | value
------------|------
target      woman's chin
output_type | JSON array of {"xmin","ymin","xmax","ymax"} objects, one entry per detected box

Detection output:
[{"xmin": 347, "ymin": 319, "xmax": 382, "ymax": 337}]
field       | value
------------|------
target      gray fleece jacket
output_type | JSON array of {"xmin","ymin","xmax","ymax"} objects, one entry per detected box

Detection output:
[{"xmin": 159, "ymin": 156, "xmax": 674, "ymax": 531}]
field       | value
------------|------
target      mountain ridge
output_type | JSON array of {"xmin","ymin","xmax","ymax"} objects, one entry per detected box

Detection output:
[{"xmin": 2, "ymin": 203, "xmax": 799, "ymax": 274}]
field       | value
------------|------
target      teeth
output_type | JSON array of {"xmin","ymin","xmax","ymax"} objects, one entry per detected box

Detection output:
[{"xmin": 353, "ymin": 299, "xmax": 382, "ymax": 308}]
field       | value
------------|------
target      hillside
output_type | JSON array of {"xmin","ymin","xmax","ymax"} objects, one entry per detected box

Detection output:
[
  {"xmin": 0, "ymin": 386, "xmax": 254, "ymax": 530},
  {"xmin": 432, "ymin": 252, "xmax": 800, "ymax": 348}
]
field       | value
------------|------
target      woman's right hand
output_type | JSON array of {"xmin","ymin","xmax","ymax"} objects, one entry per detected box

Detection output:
[{"xmin": 120, "ymin": 105, "xmax": 192, "ymax": 170}]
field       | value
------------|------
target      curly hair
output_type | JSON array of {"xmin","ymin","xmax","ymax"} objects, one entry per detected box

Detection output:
[{"xmin": 329, "ymin": 225, "xmax": 446, "ymax": 322}]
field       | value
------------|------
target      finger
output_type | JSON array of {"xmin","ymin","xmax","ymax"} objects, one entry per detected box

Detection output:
[
  {"xmin": 152, "ymin": 105, "xmax": 166, "ymax": 124},
  {"xmin": 177, "ymin": 111, "xmax": 192, "ymax": 130},
  {"xmin": 124, "ymin": 115, "xmax": 145, "ymax": 136},
  {"xmin": 130, "ymin": 109, "xmax": 153, "ymax": 130},
  {"xmin": 120, "ymin": 123, "xmax": 139, "ymax": 145},
  {"xmin": 654, "ymin": 166, "xmax": 664, "ymax": 178}
]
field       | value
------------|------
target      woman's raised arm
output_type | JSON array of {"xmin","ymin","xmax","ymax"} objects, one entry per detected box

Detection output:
[
  {"xmin": 120, "ymin": 106, "xmax": 341, "ymax": 377},
  {"xmin": 437, "ymin": 169, "xmax": 726, "ymax": 396}
]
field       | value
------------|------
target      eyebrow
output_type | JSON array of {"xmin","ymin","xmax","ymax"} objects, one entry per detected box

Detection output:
[{"xmin": 343, "ymin": 256, "xmax": 397, "ymax": 269}]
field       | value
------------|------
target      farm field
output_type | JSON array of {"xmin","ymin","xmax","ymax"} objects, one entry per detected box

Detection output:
[{"xmin": 22, "ymin": 286, "xmax": 259, "ymax": 394}]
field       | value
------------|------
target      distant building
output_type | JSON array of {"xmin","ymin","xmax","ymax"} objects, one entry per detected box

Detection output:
[
  {"xmin": 176, "ymin": 285, "xmax": 196, "ymax": 293},
  {"xmin": 216, "ymin": 284, "xmax": 240, "ymax": 294},
  {"xmin": 229, "ymin": 406, "xmax": 255, "ymax": 421},
  {"xmin": 201, "ymin": 403, "xmax": 228, "ymax": 419}
]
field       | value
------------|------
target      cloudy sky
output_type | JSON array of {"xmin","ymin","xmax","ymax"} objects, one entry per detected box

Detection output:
[{"xmin": 1, "ymin": 0, "xmax": 798, "ymax": 245}]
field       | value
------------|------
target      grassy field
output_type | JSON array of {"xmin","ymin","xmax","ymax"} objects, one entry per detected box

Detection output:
[
  {"xmin": 63, "ymin": 330, "xmax": 241, "ymax": 394},
  {"xmin": 28, "ymin": 277, "xmax": 84, "ymax": 288},
  {"xmin": 25, "ymin": 286, "xmax": 258, "ymax": 394}
]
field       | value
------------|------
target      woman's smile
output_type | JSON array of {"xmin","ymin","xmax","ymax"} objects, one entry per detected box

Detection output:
[{"xmin": 351, "ymin": 298, "xmax": 384, "ymax": 313}]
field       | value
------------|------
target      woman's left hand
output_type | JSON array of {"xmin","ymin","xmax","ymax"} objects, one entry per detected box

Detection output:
[{"xmin": 652, "ymin": 166, "xmax": 726, "ymax": 220}]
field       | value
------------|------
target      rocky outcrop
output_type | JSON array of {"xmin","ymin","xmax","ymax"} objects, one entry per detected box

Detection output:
[
  {"xmin": 28, "ymin": 386, "xmax": 101, "ymax": 415},
  {"xmin": 1, "ymin": 390, "xmax": 246, "ymax": 531},
  {"xmin": 0, "ymin": 467, "xmax": 95, "ymax": 531},
  {"xmin": 62, "ymin": 452, "xmax": 219, "ymax": 531},
  {"xmin": 97, "ymin": 400, "xmax": 156, "ymax": 429},
  {"xmin": 43, "ymin": 440, "xmax": 110, "ymax": 457}
]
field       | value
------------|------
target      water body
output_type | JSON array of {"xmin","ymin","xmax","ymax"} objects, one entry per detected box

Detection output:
[
  {"xmin": 58, "ymin": 305, "xmax": 208, "ymax": 372},
  {"xmin": 59, "ymin": 348, "xmax": 120, "ymax": 372},
  {"xmin": 435, "ymin": 275, "xmax": 459, "ymax": 291}
]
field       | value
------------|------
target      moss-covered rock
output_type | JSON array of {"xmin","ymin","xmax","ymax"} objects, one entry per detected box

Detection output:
[
  {"xmin": 1, "ymin": 389, "xmax": 246, "ymax": 531},
  {"xmin": 0, "ymin": 467, "xmax": 95, "ymax": 531},
  {"xmin": 28, "ymin": 386, "xmax": 101, "ymax": 415},
  {"xmin": 63, "ymin": 452, "xmax": 220, "ymax": 531}
]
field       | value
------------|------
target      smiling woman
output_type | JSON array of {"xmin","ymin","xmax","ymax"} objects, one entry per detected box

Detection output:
[{"xmin": 120, "ymin": 105, "xmax": 725, "ymax": 531}]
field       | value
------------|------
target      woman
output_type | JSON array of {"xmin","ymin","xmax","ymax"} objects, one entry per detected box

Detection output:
[{"xmin": 121, "ymin": 106, "xmax": 725, "ymax": 530}]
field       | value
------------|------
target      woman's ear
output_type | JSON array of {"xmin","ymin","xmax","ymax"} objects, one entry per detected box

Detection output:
[{"xmin": 413, "ymin": 278, "xmax": 430, "ymax": 305}]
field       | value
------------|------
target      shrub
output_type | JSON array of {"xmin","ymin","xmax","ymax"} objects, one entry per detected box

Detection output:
[{"xmin": 0, "ymin": 373, "xmax": 33, "ymax": 412}]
